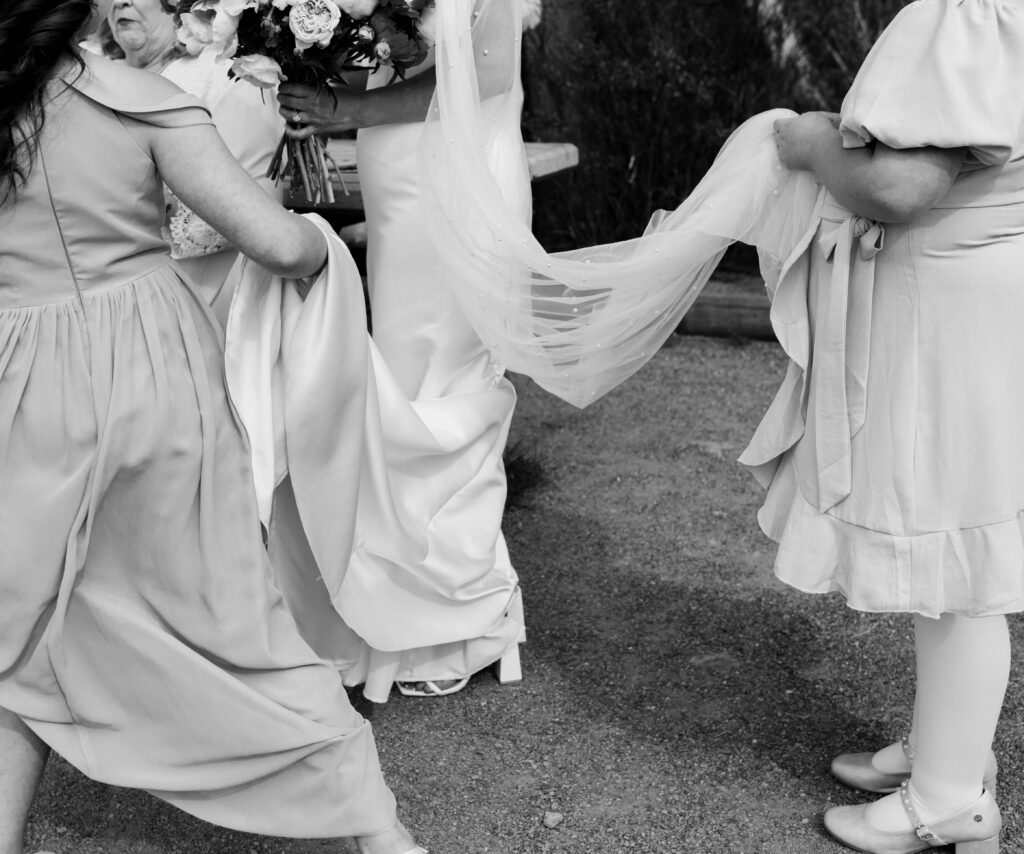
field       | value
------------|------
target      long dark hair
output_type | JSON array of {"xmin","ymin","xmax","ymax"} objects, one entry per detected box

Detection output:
[{"xmin": 0, "ymin": 0, "xmax": 93, "ymax": 206}]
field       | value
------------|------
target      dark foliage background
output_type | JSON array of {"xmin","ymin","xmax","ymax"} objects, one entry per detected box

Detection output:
[{"xmin": 521, "ymin": 0, "xmax": 906, "ymax": 269}]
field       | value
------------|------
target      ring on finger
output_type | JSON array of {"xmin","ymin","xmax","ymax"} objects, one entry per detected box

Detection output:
[{"xmin": 292, "ymin": 112, "xmax": 302, "ymax": 123}]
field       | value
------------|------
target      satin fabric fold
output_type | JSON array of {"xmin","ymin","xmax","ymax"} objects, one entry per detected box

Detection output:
[{"xmin": 223, "ymin": 218, "xmax": 523, "ymax": 690}]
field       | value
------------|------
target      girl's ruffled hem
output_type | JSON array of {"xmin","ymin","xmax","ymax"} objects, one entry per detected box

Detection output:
[{"xmin": 755, "ymin": 456, "xmax": 1024, "ymax": 619}]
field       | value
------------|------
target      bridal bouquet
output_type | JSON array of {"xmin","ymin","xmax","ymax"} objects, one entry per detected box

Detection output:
[{"xmin": 175, "ymin": 0, "xmax": 433, "ymax": 203}]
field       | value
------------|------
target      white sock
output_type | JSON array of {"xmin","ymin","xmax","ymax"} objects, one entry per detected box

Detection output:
[
  {"xmin": 861, "ymin": 613, "xmax": 1007, "ymax": 833},
  {"xmin": 910, "ymin": 613, "xmax": 1007, "ymax": 817}
]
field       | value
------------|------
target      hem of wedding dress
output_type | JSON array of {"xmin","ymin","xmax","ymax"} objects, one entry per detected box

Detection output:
[
  {"xmin": 754, "ymin": 455, "xmax": 1024, "ymax": 619},
  {"xmin": 340, "ymin": 635, "xmax": 525, "ymax": 704},
  {"xmin": 338, "ymin": 585, "xmax": 527, "ymax": 703}
]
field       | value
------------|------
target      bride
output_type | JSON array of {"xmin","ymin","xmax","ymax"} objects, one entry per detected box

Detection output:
[{"xmin": 269, "ymin": 0, "xmax": 538, "ymax": 701}]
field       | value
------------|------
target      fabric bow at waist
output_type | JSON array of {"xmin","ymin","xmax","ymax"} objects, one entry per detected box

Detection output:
[
  {"xmin": 739, "ymin": 189, "xmax": 884, "ymax": 511},
  {"xmin": 810, "ymin": 211, "xmax": 884, "ymax": 511}
]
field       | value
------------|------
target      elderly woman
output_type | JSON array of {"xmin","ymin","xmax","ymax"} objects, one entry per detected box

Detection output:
[{"xmin": 100, "ymin": 0, "xmax": 284, "ymax": 324}]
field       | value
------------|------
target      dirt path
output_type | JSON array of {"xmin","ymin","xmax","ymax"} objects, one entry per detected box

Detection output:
[{"xmin": 26, "ymin": 335, "xmax": 1024, "ymax": 853}]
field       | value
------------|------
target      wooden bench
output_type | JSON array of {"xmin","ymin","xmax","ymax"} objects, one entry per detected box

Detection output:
[{"xmin": 286, "ymin": 139, "xmax": 580, "ymax": 219}]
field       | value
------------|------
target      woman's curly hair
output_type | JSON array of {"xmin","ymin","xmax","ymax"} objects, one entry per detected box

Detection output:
[{"xmin": 0, "ymin": 0, "xmax": 93, "ymax": 206}]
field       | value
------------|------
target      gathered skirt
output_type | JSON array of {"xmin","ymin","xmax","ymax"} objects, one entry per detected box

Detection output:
[
  {"xmin": 742, "ymin": 193, "xmax": 1024, "ymax": 617},
  {"xmin": 0, "ymin": 264, "xmax": 395, "ymax": 836}
]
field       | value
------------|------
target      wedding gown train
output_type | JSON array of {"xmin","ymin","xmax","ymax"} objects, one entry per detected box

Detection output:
[{"xmin": 420, "ymin": 0, "xmax": 1024, "ymax": 618}]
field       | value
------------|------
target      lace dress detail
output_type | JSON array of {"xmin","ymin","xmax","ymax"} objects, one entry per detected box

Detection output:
[
  {"xmin": 160, "ymin": 49, "xmax": 248, "ymax": 261},
  {"xmin": 163, "ymin": 187, "xmax": 230, "ymax": 259}
]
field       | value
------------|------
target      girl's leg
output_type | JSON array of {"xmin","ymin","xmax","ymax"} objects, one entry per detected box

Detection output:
[
  {"xmin": 0, "ymin": 707, "xmax": 49, "ymax": 854},
  {"xmin": 865, "ymin": 613, "xmax": 1009, "ymax": 831},
  {"xmin": 910, "ymin": 614, "xmax": 1008, "ymax": 810}
]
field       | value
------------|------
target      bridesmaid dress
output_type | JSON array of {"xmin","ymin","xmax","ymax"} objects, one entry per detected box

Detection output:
[
  {"xmin": 0, "ymin": 52, "xmax": 396, "ymax": 837},
  {"xmin": 740, "ymin": 0, "xmax": 1024, "ymax": 617}
]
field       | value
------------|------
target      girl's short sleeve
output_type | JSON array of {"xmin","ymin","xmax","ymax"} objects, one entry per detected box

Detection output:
[{"xmin": 839, "ymin": 0, "xmax": 1024, "ymax": 166}]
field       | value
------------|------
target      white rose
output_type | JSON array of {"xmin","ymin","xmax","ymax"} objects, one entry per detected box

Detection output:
[
  {"xmin": 176, "ymin": 1, "xmax": 246, "ymax": 57},
  {"xmin": 333, "ymin": 0, "xmax": 377, "ymax": 20},
  {"xmin": 221, "ymin": 0, "xmax": 260, "ymax": 14},
  {"xmin": 416, "ymin": 3, "xmax": 436, "ymax": 45},
  {"xmin": 231, "ymin": 53, "xmax": 286, "ymax": 87},
  {"xmin": 288, "ymin": 0, "xmax": 341, "ymax": 52},
  {"xmin": 176, "ymin": 14, "xmax": 211, "ymax": 55}
]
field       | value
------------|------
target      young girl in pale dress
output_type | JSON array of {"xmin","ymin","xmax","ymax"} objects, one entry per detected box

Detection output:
[
  {"xmin": 759, "ymin": 0, "xmax": 1024, "ymax": 850},
  {"xmin": 0, "ymin": 2, "xmax": 422, "ymax": 852}
]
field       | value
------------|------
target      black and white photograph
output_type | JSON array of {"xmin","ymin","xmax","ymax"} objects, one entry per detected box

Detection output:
[{"xmin": 2, "ymin": 0, "xmax": 1023, "ymax": 852}]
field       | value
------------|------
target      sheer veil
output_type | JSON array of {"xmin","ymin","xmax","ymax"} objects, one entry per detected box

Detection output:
[{"xmin": 420, "ymin": 0, "xmax": 821, "ymax": 408}]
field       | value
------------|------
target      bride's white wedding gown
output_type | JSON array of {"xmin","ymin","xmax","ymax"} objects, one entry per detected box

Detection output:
[
  {"xmin": 224, "ymin": 49, "xmax": 528, "ymax": 705},
  {"xmin": 334, "ymin": 59, "xmax": 526, "ymax": 701}
]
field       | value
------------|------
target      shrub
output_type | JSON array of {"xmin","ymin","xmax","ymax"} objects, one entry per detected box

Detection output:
[{"xmin": 522, "ymin": 0, "xmax": 905, "ymax": 263}]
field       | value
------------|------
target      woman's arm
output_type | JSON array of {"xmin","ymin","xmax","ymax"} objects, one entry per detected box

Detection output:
[
  {"xmin": 774, "ymin": 112, "xmax": 965, "ymax": 223},
  {"xmin": 148, "ymin": 121, "xmax": 327, "ymax": 278},
  {"xmin": 277, "ymin": 69, "xmax": 438, "ymax": 140}
]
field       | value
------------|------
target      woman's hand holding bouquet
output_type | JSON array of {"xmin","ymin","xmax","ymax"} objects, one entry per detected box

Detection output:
[{"xmin": 174, "ymin": 0, "xmax": 435, "ymax": 202}]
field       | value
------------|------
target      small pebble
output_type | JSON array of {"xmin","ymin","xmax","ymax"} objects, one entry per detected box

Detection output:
[{"xmin": 543, "ymin": 811, "xmax": 564, "ymax": 829}]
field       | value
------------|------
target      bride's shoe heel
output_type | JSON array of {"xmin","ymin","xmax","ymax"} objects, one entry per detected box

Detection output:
[
  {"xmin": 497, "ymin": 640, "xmax": 523, "ymax": 684},
  {"xmin": 497, "ymin": 589, "xmax": 525, "ymax": 685}
]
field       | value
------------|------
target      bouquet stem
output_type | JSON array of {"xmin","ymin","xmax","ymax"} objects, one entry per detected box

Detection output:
[{"xmin": 267, "ymin": 132, "xmax": 336, "ymax": 205}]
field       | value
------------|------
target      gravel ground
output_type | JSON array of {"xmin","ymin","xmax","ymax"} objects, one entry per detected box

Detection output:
[{"xmin": 25, "ymin": 334, "xmax": 1024, "ymax": 854}]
